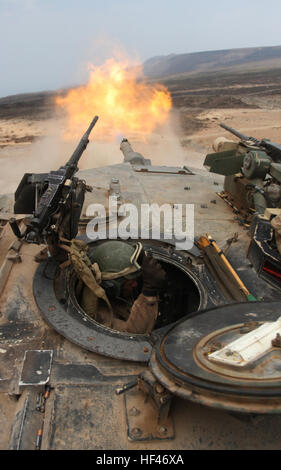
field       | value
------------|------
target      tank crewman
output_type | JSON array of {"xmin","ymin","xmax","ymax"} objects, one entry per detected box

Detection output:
[
  {"xmin": 61, "ymin": 240, "xmax": 166, "ymax": 335},
  {"xmin": 271, "ymin": 214, "xmax": 281, "ymax": 254},
  {"xmin": 111, "ymin": 250, "xmax": 166, "ymax": 334}
]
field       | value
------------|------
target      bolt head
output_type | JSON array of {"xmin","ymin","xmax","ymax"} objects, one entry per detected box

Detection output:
[
  {"xmin": 243, "ymin": 154, "xmax": 252, "ymax": 170},
  {"xmin": 225, "ymin": 349, "xmax": 233, "ymax": 356},
  {"xmin": 131, "ymin": 427, "xmax": 142, "ymax": 437},
  {"xmin": 158, "ymin": 426, "xmax": 167, "ymax": 435},
  {"xmin": 129, "ymin": 407, "xmax": 140, "ymax": 416},
  {"xmin": 155, "ymin": 384, "xmax": 164, "ymax": 394}
]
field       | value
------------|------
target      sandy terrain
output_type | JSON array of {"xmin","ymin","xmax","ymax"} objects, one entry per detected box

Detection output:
[
  {"xmin": 1, "ymin": 66, "xmax": 281, "ymax": 194},
  {"xmin": 182, "ymin": 107, "xmax": 281, "ymax": 166},
  {"xmin": 0, "ymin": 118, "xmax": 46, "ymax": 148}
]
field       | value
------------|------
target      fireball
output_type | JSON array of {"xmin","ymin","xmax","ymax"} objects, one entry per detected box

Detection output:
[{"xmin": 56, "ymin": 57, "xmax": 172, "ymax": 141}]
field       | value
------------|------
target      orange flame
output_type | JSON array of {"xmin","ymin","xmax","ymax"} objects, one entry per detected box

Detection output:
[{"xmin": 56, "ymin": 57, "xmax": 172, "ymax": 141}]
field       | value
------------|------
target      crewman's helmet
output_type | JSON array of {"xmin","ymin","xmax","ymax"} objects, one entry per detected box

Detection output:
[{"xmin": 88, "ymin": 240, "xmax": 143, "ymax": 298}]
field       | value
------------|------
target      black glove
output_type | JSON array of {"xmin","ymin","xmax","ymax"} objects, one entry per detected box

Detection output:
[{"xmin": 141, "ymin": 253, "xmax": 166, "ymax": 297}]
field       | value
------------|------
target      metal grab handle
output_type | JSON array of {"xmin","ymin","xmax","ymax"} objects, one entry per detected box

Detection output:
[
  {"xmin": 115, "ymin": 379, "xmax": 138, "ymax": 395},
  {"xmin": 9, "ymin": 218, "xmax": 24, "ymax": 239}
]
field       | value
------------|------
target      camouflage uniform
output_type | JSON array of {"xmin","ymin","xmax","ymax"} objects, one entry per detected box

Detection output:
[
  {"xmin": 80, "ymin": 289, "xmax": 159, "ymax": 334},
  {"xmin": 112, "ymin": 294, "xmax": 159, "ymax": 334},
  {"xmin": 271, "ymin": 214, "xmax": 281, "ymax": 254},
  {"xmin": 62, "ymin": 240, "xmax": 166, "ymax": 335}
]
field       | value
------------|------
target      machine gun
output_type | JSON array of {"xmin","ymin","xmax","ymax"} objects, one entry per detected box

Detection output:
[
  {"xmin": 220, "ymin": 123, "xmax": 281, "ymax": 163},
  {"xmin": 204, "ymin": 122, "xmax": 281, "ymax": 215},
  {"xmin": 10, "ymin": 116, "xmax": 99, "ymax": 245},
  {"xmin": 203, "ymin": 123, "xmax": 281, "ymax": 286}
]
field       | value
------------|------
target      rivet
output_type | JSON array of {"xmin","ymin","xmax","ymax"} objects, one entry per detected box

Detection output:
[
  {"xmin": 131, "ymin": 427, "xmax": 142, "ymax": 437},
  {"xmin": 158, "ymin": 426, "xmax": 167, "ymax": 435},
  {"xmin": 155, "ymin": 384, "xmax": 164, "ymax": 394},
  {"xmin": 129, "ymin": 407, "xmax": 140, "ymax": 416}
]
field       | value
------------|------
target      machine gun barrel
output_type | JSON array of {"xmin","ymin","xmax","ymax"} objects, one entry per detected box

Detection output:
[
  {"xmin": 66, "ymin": 115, "xmax": 99, "ymax": 171},
  {"xmin": 11, "ymin": 115, "xmax": 100, "ymax": 243},
  {"xmin": 220, "ymin": 123, "xmax": 260, "ymax": 146}
]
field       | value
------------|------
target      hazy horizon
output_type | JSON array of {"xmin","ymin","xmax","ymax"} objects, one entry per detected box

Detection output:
[{"xmin": 1, "ymin": 0, "xmax": 281, "ymax": 98}]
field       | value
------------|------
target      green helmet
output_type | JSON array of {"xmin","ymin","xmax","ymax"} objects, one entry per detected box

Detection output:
[
  {"xmin": 88, "ymin": 241, "xmax": 143, "ymax": 298},
  {"xmin": 88, "ymin": 240, "xmax": 143, "ymax": 280}
]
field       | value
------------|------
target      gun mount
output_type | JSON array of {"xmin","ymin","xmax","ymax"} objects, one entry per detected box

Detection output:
[
  {"xmin": 204, "ymin": 123, "xmax": 281, "ymax": 290},
  {"xmin": 204, "ymin": 122, "xmax": 281, "ymax": 216},
  {"xmin": 11, "ymin": 116, "xmax": 98, "ymax": 245}
]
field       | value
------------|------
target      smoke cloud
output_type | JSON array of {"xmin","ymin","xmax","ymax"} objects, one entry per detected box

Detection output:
[{"xmin": 0, "ymin": 111, "xmax": 203, "ymax": 196}]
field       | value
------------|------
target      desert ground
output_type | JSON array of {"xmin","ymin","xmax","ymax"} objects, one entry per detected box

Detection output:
[{"xmin": 1, "ymin": 66, "xmax": 281, "ymax": 195}]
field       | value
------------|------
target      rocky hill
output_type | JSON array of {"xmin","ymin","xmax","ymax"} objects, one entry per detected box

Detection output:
[{"xmin": 143, "ymin": 46, "xmax": 281, "ymax": 78}]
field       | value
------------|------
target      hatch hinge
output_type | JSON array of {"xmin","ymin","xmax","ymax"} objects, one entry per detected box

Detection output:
[{"xmin": 123, "ymin": 370, "xmax": 174, "ymax": 441}]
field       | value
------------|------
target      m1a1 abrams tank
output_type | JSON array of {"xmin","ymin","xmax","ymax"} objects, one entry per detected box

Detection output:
[{"xmin": 1, "ymin": 116, "xmax": 281, "ymax": 451}]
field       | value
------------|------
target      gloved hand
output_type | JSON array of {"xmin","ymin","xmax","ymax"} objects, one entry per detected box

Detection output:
[{"xmin": 141, "ymin": 253, "xmax": 166, "ymax": 297}]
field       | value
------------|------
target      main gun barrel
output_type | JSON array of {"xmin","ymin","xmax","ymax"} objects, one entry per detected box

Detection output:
[
  {"xmin": 120, "ymin": 138, "xmax": 151, "ymax": 166},
  {"xmin": 67, "ymin": 115, "xmax": 99, "ymax": 169}
]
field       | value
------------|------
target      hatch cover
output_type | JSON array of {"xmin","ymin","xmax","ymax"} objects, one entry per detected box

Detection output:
[{"xmin": 150, "ymin": 301, "xmax": 281, "ymax": 414}]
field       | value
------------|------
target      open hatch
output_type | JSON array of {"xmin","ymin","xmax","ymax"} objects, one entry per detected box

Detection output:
[{"xmin": 33, "ymin": 238, "xmax": 207, "ymax": 362}]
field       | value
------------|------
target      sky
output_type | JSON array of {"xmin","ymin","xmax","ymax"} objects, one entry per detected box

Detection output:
[{"xmin": 1, "ymin": 0, "xmax": 281, "ymax": 97}]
